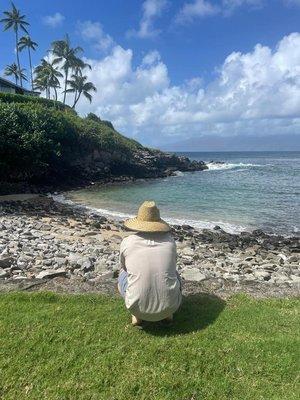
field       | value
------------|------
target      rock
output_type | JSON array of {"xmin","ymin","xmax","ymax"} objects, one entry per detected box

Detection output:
[
  {"xmin": 288, "ymin": 255, "xmax": 299, "ymax": 263},
  {"xmin": 36, "ymin": 269, "xmax": 67, "ymax": 279},
  {"xmin": 0, "ymin": 256, "xmax": 13, "ymax": 268},
  {"xmin": 181, "ymin": 268, "xmax": 206, "ymax": 282},
  {"xmin": 182, "ymin": 247, "xmax": 194, "ymax": 257},
  {"xmin": 290, "ymin": 275, "xmax": 300, "ymax": 284},
  {"xmin": 254, "ymin": 270, "xmax": 271, "ymax": 281},
  {"xmin": 80, "ymin": 258, "xmax": 93, "ymax": 272},
  {"xmin": 94, "ymin": 260, "xmax": 107, "ymax": 273},
  {"xmin": 0, "ymin": 268, "xmax": 9, "ymax": 278}
]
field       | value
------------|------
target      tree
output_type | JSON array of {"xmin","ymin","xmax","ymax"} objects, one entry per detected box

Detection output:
[
  {"xmin": 34, "ymin": 59, "xmax": 63, "ymax": 100},
  {"xmin": 51, "ymin": 35, "xmax": 83, "ymax": 104},
  {"xmin": 65, "ymin": 74, "xmax": 97, "ymax": 108},
  {"xmin": 18, "ymin": 35, "xmax": 38, "ymax": 91},
  {"xmin": 71, "ymin": 58, "xmax": 91, "ymax": 106},
  {"xmin": 4, "ymin": 62, "xmax": 27, "ymax": 85},
  {"xmin": 0, "ymin": 2, "xmax": 29, "ymax": 88}
]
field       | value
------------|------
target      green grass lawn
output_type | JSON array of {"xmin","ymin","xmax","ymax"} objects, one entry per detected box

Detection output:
[{"xmin": 0, "ymin": 292, "xmax": 299, "ymax": 400}]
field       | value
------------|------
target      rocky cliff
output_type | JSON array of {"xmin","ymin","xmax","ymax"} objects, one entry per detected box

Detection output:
[{"xmin": 0, "ymin": 99, "xmax": 207, "ymax": 194}]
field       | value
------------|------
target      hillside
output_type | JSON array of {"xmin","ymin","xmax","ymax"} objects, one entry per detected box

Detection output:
[{"xmin": 0, "ymin": 93, "xmax": 207, "ymax": 194}]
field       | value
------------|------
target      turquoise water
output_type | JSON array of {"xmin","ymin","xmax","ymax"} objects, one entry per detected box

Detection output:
[{"xmin": 65, "ymin": 152, "xmax": 300, "ymax": 235}]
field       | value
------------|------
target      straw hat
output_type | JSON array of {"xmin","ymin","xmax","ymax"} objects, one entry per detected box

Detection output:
[{"xmin": 124, "ymin": 201, "xmax": 170, "ymax": 232}]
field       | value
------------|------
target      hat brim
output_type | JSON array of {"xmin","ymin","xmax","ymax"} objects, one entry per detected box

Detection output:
[{"xmin": 124, "ymin": 217, "xmax": 171, "ymax": 232}]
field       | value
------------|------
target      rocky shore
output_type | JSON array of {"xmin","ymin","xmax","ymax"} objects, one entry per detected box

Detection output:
[
  {"xmin": 0, "ymin": 149, "xmax": 208, "ymax": 195},
  {"xmin": 0, "ymin": 196, "xmax": 299, "ymax": 298}
]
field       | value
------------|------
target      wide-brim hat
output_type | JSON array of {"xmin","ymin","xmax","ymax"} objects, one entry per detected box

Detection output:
[{"xmin": 124, "ymin": 201, "xmax": 170, "ymax": 232}]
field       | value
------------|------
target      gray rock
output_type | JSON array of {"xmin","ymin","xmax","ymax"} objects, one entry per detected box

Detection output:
[
  {"xmin": 94, "ymin": 260, "xmax": 107, "ymax": 273},
  {"xmin": 290, "ymin": 275, "xmax": 300, "ymax": 284},
  {"xmin": 254, "ymin": 270, "xmax": 271, "ymax": 280},
  {"xmin": 181, "ymin": 268, "xmax": 206, "ymax": 282},
  {"xmin": 0, "ymin": 268, "xmax": 9, "ymax": 278},
  {"xmin": 0, "ymin": 256, "xmax": 13, "ymax": 268},
  {"xmin": 36, "ymin": 268, "xmax": 67, "ymax": 279},
  {"xmin": 288, "ymin": 255, "xmax": 299, "ymax": 263},
  {"xmin": 80, "ymin": 258, "xmax": 93, "ymax": 272},
  {"xmin": 182, "ymin": 247, "xmax": 194, "ymax": 257}
]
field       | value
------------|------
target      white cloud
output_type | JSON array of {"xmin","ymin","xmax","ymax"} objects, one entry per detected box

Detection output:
[
  {"xmin": 176, "ymin": 0, "xmax": 220, "ymax": 23},
  {"xmin": 176, "ymin": 0, "xmax": 264, "ymax": 22},
  {"xmin": 142, "ymin": 50, "xmax": 161, "ymax": 65},
  {"xmin": 78, "ymin": 21, "xmax": 114, "ymax": 51},
  {"xmin": 42, "ymin": 12, "xmax": 65, "ymax": 28},
  {"xmin": 284, "ymin": 0, "xmax": 300, "ymax": 6},
  {"xmin": 128, "ymin": 0, "xmax": 168, "ymax": 38},
  {"xmin": 74, "ymin": 33, "xmax": 300, "ymax": 146}
]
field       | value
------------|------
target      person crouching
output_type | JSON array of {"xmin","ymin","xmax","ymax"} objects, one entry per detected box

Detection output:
[{"xmin": 118, "ymin": 201, "xmax": 182, "ymax": 326}]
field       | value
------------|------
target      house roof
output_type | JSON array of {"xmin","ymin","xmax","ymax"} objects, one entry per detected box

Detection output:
[{"xmin": 0, "ymin": 76, "xmax": 40, "ymax": 95}]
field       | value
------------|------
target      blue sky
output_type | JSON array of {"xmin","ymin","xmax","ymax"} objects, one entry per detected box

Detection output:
[{"xmin": 1, "ymin": 0, "xmax": 300, "ymax": 149}]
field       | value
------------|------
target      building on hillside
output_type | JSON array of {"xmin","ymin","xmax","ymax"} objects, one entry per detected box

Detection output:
[{"xmin": 0, "ymin": 77, "xmax": 40, "ymax": 96}]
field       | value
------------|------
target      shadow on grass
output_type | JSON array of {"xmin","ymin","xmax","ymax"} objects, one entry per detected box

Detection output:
[{"xmin": 142, "ymin": 293, "xmax": 226, "ymax": 336}]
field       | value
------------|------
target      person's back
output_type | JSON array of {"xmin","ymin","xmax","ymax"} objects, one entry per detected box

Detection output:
[
  {"xmin": 120, "ymin": 232, "xmax": 181, "ymax": 322},
  {"xmin": 118, "ymin": 201, "xmax": 182, "ymax": 325}
]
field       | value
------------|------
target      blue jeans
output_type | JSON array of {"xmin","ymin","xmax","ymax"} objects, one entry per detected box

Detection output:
[
  {"xmin": 118, "ymin": 269, "xmax": 128, "ymax": 298},
  {"xmin": 117, "ymin": 269, "xmax": 182, "ymax": 298}
]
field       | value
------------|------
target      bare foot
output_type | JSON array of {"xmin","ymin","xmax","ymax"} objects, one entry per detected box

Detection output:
[{"xmin": 131, "ymin": 315, "xmax": 142, "ymax": 326}]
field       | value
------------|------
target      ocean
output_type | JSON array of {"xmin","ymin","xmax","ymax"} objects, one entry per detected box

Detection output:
[{"xmin": 63, "ymin": 151, "xmax": 300, "ymax": 236}]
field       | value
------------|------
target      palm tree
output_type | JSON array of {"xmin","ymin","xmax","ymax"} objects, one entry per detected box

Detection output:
[
  {"xmin": 18, "ymin": 35, "xmax": 38, "ymax": 90},
  {"xmin": 71, "ymin": 59, "xmax": 91, "ymax": 106},
  {"xmin": 65, "ymin": 74, "xmax": 97, "ymax": 108},
  {"xmin": 34, "ymin": 59, "xmax": 63, "ymax": 100},
  {"xmin": 0, "ymin": 2, "xmax": 29, "ymax": 88},
  {"xmin": 34, "ymin": 75, "xmax": 49, "ymax": 98},
  {"xmin": 4, "ymin": 62, "xmax": 27, "ymax": 85},
  {"xmin": 51, "ymin": 35, "xmax": 83, "ymax": 104}
]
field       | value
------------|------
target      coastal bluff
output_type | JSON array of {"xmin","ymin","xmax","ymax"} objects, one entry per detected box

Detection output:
[{"xmin": 0, "ymin": 95, "xmax": 207, "ymax": 194}]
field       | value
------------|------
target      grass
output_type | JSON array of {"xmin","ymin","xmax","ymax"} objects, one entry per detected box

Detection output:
[{"xmin": 0, "ymin": 292, "xmax": 299, "ymax": 400}]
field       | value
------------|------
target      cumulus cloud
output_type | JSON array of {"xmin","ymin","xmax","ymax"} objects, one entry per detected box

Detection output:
[
  {"xmin": 78, "ymin": 21, "xmax": 114, "ymax": 51},
  {"xmin": 75, "ymin": 32, "xmax": 300, "ymax": 146},
  {"xmin": 128, "ymin": 0, "xmax": 168, "ymax": 38},
  {"xmin": 42, "ymin": 12, "xmax": 65, "ymax": 28}
]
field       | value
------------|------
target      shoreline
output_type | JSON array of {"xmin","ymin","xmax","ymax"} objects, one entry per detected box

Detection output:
[{"xmin": 0, "ymin": 195, "xmax": 299, "ymax": 298}]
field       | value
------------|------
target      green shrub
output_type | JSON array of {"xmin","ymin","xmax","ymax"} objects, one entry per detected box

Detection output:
[
  {"xmin": 0, "ymin": 92, "xmax": 71, "ymax": 111},
  {"xmin": 0, "ymin": 101, "xmax": 142, "ymax": 183}
]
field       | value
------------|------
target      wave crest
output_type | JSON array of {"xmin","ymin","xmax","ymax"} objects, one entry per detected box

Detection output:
[{"xmin": 206, "ymin": 162, "xmax": 261, "ymax": 171}]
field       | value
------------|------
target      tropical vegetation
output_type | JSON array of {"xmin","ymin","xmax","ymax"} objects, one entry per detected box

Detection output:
[
  {"xmin": 0, "ymin": 2, "xmax": 97, "ymax": 109},
  {"xmin": 0, "ymin": 94, "xmax": 141, "ymax": 185}
]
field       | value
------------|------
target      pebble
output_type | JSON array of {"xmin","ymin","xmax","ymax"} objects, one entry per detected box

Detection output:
[{"xmin": 0, "ymin": 197, "xmax": 299, "ymax": 287}]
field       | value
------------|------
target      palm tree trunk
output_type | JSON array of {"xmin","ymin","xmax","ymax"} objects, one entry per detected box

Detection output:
[
  {"xmin": 73, "ymin": 91, "xmax": 77, "ymax": 108},
  {"xmin": 15, "ymin": 29, "xmax": 22, "ymax": 88},
  {"xmin": 54, "ymin": 87, "xmax": 58, "ymax": 101},
  {"xmin": 63, "ymin": 68, "xmax": 68, "ymax": 104},
  {"xmin": 73, "ymin": 91, "xmax": 81, "ymax": 109},
  {"xmin": 28, "ymin": 47, "xmax": 33, "ymax": 91}
]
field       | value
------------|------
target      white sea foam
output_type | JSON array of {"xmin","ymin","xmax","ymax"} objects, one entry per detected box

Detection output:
[
  {"xmin": 51, "ymin": 193, "xmax": 247, "ymax": 234},
  {"xmin": 173, "ymin": 170, "xmax": 185, "ymax": 177},
  {"xmin": 205, "ymin": 162, "xmax": 261, "ymax": 171}
]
